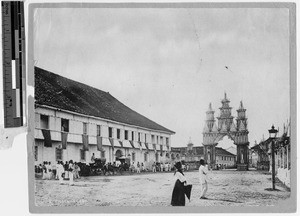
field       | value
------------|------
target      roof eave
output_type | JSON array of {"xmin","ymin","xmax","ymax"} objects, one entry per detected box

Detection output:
[{"xmin": 35, "ymin": 103, "xmax": 175, "ymax": 135}]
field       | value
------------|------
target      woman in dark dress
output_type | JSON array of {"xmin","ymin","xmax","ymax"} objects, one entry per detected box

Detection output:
[{"xmin": 171, "ymin": 162, "xmax": 187, "ymax": 206}]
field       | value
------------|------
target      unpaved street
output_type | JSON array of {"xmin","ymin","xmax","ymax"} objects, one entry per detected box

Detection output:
[{"xmin": 35, "ymin": 170, "xmax": 290, "ymax": 207}]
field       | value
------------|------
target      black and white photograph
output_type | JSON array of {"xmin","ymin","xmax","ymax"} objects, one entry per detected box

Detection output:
[{"xmin": 27, "ymin": 2, "xmax": 296, "ymax": 213}]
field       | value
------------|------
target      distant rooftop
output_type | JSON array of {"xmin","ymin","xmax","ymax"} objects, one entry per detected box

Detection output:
[
  {"xmin": 171, "ymin": 146, "xmax": 235, "ymax": 157},
  {"xmin": 35, "ymin": 67, "xmax": 175, "ymax": 134}
]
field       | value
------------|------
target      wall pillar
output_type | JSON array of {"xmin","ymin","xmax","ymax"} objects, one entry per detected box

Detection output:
[{"xmin": 237, "ymin": 144, "xmax": 249, "ymax": 171}]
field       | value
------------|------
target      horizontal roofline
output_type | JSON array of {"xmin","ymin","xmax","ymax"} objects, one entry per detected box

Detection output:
[{"xmin": 35, "ymin": 103, "xmax": 175, "ymax": 135}]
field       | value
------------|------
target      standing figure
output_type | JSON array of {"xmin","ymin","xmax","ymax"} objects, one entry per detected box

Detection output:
[
  {"xmin": 152, "ymin": 162, "xmax": 156, "ymax": 172},
  {"xmin": 74, "ymin": 162, "xmax": 81, "ymax": 179},
  {"xmin": 42, "ymin": 162, "xmax": 47, "ymax": 180},
  {"xmin": 171, "ymin": 162, "xmax": 187, "ymax": 206},
  {"xmin": 130, "ymin": 162, "xmax": 135, "ymax": 173},
  {"xmin": 55, "ymin": 161, "xmax": 60, "ymax": 180},
  {"xmin": 64, "ymin": 161, "xmax": 69, "ymax": 180},
  {"xmin": 47, "ymin": 162, "xmax": 52, "ymax": 179},
  {"xmin": 199, "ymin": 159, "xmax": 208, "ymax": 199},
  {"xmin": 57, "ymin": 161, "xmax": 65, "ymax": 184},
  {"xmin": 91, "ymin": 153, "xmax": 96, "ymax": 163},
  {"xmin": 136, "ymin": 162, "xmax": 141, "ymax": 173},
  {"xmin": 164, "ymin": 163, "xmax": 168, "ymax": 172},
  {"xmin": 68, "ymin": 160, "xmax": 75, "ymax": 186},
  {"xmin": 160, "ymin": 163, "xmax": 164, "ymax": 172}
]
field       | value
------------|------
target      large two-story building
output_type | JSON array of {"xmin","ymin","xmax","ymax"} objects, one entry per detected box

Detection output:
[{"xmin": 34, "ymin": 67, "xmax": 175, "ymax": 169}]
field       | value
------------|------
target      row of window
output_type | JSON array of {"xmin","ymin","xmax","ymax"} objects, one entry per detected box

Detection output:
[
  {"xmin": 219, "ymin": 156, "xmax": 234, "ymax": 161},
  {"xmin": 40, "ymin": 115, "xmax": 169, "ymax": 144}
]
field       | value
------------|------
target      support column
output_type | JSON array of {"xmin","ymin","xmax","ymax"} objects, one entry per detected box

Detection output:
[
  {"xmin": 211, "ymin": 144, "xmax": 216, "ymax": 169},
  {"xmin": 237, "ymin": 144, "xmax": 249, "ymax": 171},
  {"xmin": 203, "ymin": 144, "xmax": 217, "ymax": 169},
  {"xmin": 286, "ymin": 145, "xmax": 288, "ymax": 169},
  {"xmin": 203, "ymin": 145, "xmax": 208, "ymax": 163}
]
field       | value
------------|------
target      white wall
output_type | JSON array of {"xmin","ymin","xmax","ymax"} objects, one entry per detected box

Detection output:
[{"xmin": 35, "ymin": 107, "xmax": 173, "ymax": 166}]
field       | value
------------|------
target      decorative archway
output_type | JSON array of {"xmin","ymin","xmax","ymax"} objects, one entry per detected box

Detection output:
[{"xmin": 202, "ymin": 93, "xmax": 249, "ymax": 171}]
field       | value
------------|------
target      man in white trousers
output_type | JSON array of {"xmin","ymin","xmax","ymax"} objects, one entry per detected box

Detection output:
[
  {"xmin": 57, "ymin": 161, "xmax": 65, "ymax": 184},
  {"xmin": 199, "ymin": 159, "xmax": 208, "ymax": 199},
  {"xmin": 68, "ymin": 160, "xmax": 75, "ymax": 186}
]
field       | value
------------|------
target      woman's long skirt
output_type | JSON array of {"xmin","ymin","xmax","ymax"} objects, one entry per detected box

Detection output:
[{"xmin": 171, "ymin": 179, "xmax": 185, "ymax": 206}]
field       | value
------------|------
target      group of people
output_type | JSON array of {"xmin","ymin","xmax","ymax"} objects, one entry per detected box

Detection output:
[
  {"xmin": 128, "ymin": 162, "xmax": 178, "ymax": 173},
  {"xmin": 35, "ymin": 160, "xmax": 81, "ymax": 185},
  {"xmin": 151, "ymin": 162, "xmax": 173, "ymax": 172},
  {"xmin": 171, "ymin": 159, "xmax": 208, "ymax": 206},
  {"xmin": 129, "ymin": 162, "xmax": 147, "ymax": 173}
]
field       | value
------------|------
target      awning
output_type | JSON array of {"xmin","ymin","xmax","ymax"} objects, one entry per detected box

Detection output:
[
  {"xmin": 123, "ymin": 140, "xmax": 132, "ymax": 148},
  {"xmin": 137, "ymin": 141, "xmax": 143, "ymax": 151},
  {"xmin": 147, "ymin": 143, "xmax": 153, "ymax": 150},
  {"xmin": 113, "ymin": 139, "xmax": 122, "ymax": 147},
  {"xmin": 129, "ymin": 140, "xmax": 135, "ymax": 148},
  {"xmin": 109, "ymin": 138, "xmax": 114, "ymax": 150},
  {"xmin": 102, "ymin": 137, "xmax": 111, "ymax": 147},
  {"xmin": 142, "ymin": 142, "xmax": 147, "ymax": 150}
]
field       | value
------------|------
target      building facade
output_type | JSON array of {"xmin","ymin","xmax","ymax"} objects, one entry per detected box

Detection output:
[
  {"xmin": 251, "ymin": 122, "xmax": 291, "ymax": 188},
  {"xmin": 34, "ymin": 67, "xmax": 175, "ymax": 170},
  {"xmin": 171, "ymin": 139, "xmax": 236, "ymax": 170}
]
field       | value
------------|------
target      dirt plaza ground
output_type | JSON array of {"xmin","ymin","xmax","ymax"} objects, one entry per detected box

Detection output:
[{"xmin": 35, "ymin": 169, "xmax": 291, "ymax": 207}]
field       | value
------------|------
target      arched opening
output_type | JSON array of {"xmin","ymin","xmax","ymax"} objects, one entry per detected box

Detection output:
[
  {"xmin": 216, "ymin": 136, "xmax": 236, "ymax": 168},
  {"xmin": 217, "ymin": 135, "xmax": 235, "ymax": 151},
  {"xmin": 115, "ymin": 149, "xmax": 123, "ymax": 158},
  {"xmin": 115, "ymin": 149, "xmax": 126, "ymax": 164}
]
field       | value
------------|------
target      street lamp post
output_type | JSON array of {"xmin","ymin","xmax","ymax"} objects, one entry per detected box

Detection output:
[{"xmin": 268, "ymin": 125, "xmax": 278, "ymax": 190}]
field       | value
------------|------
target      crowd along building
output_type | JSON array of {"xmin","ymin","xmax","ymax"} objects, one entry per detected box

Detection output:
[{"xmin": 34, "ymin": 67, "xmax": 175, "ymax": 169}]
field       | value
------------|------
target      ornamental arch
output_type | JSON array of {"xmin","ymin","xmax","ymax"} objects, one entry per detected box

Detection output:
[{"xmin": 202, "ymin": 93, "xmax": 249, "ymax": 171}]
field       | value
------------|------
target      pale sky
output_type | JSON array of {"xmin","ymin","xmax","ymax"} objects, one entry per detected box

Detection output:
[{"xmin": 34, "ymin": 7, "xmax": 290, "ymax": 148}]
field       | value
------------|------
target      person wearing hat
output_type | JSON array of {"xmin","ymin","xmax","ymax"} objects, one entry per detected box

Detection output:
[
  {"xmin": 171, "ymin": 161, "xmax": 187, "ymax": 206},
  {"xmin": 199, "ymin": 159, "xmax": 208, "ymax": 199}
]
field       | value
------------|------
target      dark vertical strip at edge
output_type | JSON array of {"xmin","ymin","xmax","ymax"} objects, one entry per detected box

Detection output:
[{"xmin": 10, "ymin": 1, "xmax": 15, "ymax": 60}]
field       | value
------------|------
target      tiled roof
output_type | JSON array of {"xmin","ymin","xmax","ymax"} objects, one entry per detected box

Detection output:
[
  {"xmin": 34, "ymin": 67, "xmax": 175, "ymax": 134},
  {"xmin": 215, "ymin": 147, "xmax": 236, "ymax": 156}
]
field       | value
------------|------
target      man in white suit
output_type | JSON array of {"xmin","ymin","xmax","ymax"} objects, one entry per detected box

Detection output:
[{"xmin": 199, "ymin": 159, "xmax": 208, "ymax": 199}]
